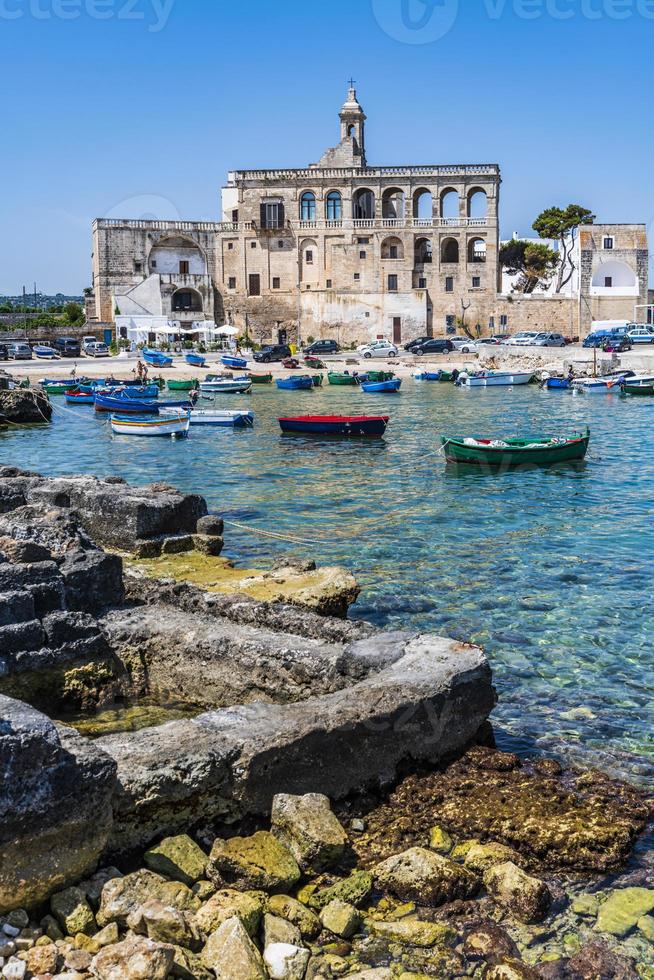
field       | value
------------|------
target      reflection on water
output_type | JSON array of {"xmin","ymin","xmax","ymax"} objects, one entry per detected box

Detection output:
[{"xmin": 2, "ymin": 382, "xmax": 653, "ymax": 782}]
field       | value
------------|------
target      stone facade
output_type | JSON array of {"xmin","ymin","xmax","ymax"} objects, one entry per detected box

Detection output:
[{"xmin": 90, "ymin": 88, "xmax": 649, "ymax": 343}]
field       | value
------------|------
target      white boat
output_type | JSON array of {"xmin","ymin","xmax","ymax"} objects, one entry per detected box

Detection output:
[
  {"xmin": 110, "ymin": 412, "xmax": 190, "ymax": 437},
  {"xmin": 572, "ymin": 370, "xmax": 643, "ymax": 393},
  {"xmin": 199, "ymin": 379, "xmax": 253, "ymax": 394},
  {"xmin": 162, "ymin": 407, "xmax": 254, "ymax": 427},
  {"xmin": 457, "ymin": 370, "xmax": 533, "ymax": 388}
]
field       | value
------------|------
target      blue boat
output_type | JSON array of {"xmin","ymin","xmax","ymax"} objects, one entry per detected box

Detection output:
[
  {"xmin": 185, "ymin": 352, "xmax": 206, "ymax": 368},
  {"xmin": 142, "ymin": 348, "xmax": 173, "ymax": 367},
  {"xmin": 279, "ymin": 414, "xmax": 389, "ymax": 436},
  {"xmin": 95, "ymin": 392, "xmax": 191, "ymax": 414},
  {"xmin": 360, "ymin": 379, "xmax": 402, "ymax": 393},
  {"xmin": 276, "ymin": 376, "xmax": 314, "ymax": 391},
  {"xmin": 546, "ymin": 378, "xmax": 572, "ymax": 390},
  {"xmin": 222, "ymin": 355, "xmax": 248, "ymax": 370},
  {"xmin": 65, "ymin": 391, "xmax": 95, "ymax": 405},
  {"xmin": 101, "ymin": 383, "xmax": 160, "ymax": 399},
  {"xmin": 414, "ymin": 371, "xmax": 441, "ymax": 381}
]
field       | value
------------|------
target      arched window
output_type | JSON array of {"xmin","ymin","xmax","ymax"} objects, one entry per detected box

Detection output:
[
  {"xmin": 326, "ymin": 191, "xmax": 342, "ymax": 221},
  {"xmin": 468, "ymin": 238, "xmax": 487, "ymax": 263},
  {"xmin": 413, "ymin": 189, "xmax": 433, "ymax": 221},
  {"xmin": 441, "ymin": 238, "xmax": 460, "ymax": 263},
  {"xmin": 440, "ymin": 189, "xmax": 460, "ymax": 221},
  {"xmin": 353, "ymin": 189, "xmax": 376, "ymax": 220},
  {"xmin": 300, "ymin": 192, "xmax": 316, "ymax": 221},
  {"xmin": 172, "ymin": 288, "xmax": 203, "ymax": 312},
  {"xmin": 467, "ymin": 188, "xmax": 488, "ymax": 219},
  {"xmin": 381, "ymin": 237, "xmax": 404, "ymax": 260},
  {"xmin": 382, "ymin": 188, "xmax": 405, "ymax": 220}
]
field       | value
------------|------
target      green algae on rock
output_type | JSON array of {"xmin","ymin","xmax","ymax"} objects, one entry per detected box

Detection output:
[
  {"xmin": 595, "ymin": 887, "xmax": 654, "ymax": 937},
  {"xmin": 208, "ymin": 831, "xmax": 301, "ymax": 893},
  {"xmin": 144, "ymin": 834, "xmax": 208, "ymax": 886}
]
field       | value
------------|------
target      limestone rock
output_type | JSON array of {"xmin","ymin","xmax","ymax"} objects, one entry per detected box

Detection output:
[
  {"xmin": 428, "ymin": 826, "xmax": 453, "ymax": 854},
  {"xmin": 462, "ymin": 923, "xmax": 520, "ymax": 964},
  {"xmin": 126, "ymin": 898, "xmax": 199, "ymax": 949},
  {"xmin": 464, "ymin": 842, "xmax": 522, "ymax": 875},
  {"xmin": 91, "ymin": 934, "xmax": 174, "ymax": 979},
  {"xmin": 196, "ymin": 889, "xmax": 265, "ymax": 937},
  {"xmin": 144, "ymin": 834, "xmax": 208, "ymax": 886},
  {"xmin": 25, "ymin": 943, "xmax": 59, "ymax": 975},
  {"xmin": 264, "ymin": 942, "xmax": 311, "ymax": 980},
  {"xmin": 319, "ymin": 900, "xmax": 360, "ymax": 939},
  {"xmin": 0, "ymin": 389, "xmax": 52, "ymax": 425},
  {"xmin": 638, "ymin": 914, "xmax": 654, "ymax": 942},
  {"xmin": 308, "ymin": 871, "xmax": 373, "ymax": 910},
  {"xmin": 484, "ymin": 862, "xmax": 552, "ymax": 924},
  {"xmin": 267, "ymin": 896, "xmax": 321, "ymax": 939},
  {"xmin": 79, "ymin": 868, "xmax": 123, "ymax": 908},
  {"xmin": 0, "ymin": 696, "xmax": 116, "ymax": 914},
  {"xmin": 271, "ymin": 793, "xmax": 348, "ymax": 873},
  {"xmin": 97, "ymin": 869, "xmax": 199, "ymax": 928},
  {"xmin": 373, "ymin": 847, "xmax": 480, "ymax": 906},
  {"xmin": 264, "ymin": 913, "xmax": 302, "ymax": 947},
  {"xmin": 568, "ymin": 940, "xmax": 639, "ymax": 979},
  {"xmin": 208, "ymin": 831, "xmax": 301, "ymax": 892},
  {"xmin": 201, "ymin": 916, "xmax": 267, "ymax": 978},
  {"xmin": 570, "ymin": 892, "xmax": 601, "ymax": 917},
  {"xmin": 368, "ymin": 918, "xmax": 455, "ymax": 948},
  {"xmin": 483, "ymin": 960, "xmax": 541, "ymax": 979},
  {"xmin": 594, "ymin": 887, "xmax": 654, "ymax": 937},
  {"xmin": 50, "ymin": 887, "xmax": 96, "ymax": 937}
]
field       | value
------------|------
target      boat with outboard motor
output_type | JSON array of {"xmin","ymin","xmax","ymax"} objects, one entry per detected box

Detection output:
[
  {"xmin": 199, "ymin": 378, "xmax": 253, "ymax": 394},
  {"xmin": 110, "ymin": 412, "xmax": 190, "ymax": 437},
  {"xmin": 360, "ymin": 379, "xmax": 402, "ymax": 393},
  {"xmin": 457, "ymin": 370, "xmax": 533, "ymax": 388}
]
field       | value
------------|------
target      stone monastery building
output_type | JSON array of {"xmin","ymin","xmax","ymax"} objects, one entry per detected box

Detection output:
[{"xmin": 90, "ymin": 86, "xmax": 649, "ymax": 345}]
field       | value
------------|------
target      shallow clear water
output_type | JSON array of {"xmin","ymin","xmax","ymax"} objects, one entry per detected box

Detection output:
[{"xmin": 2, "ymin": 381, "xmax": 653, "ymax": 783}]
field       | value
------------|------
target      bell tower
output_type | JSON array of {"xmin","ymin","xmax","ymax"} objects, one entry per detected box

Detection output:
[{"xmin": 339, "ymin": 82, "xmax": 366, "ymax": 166}]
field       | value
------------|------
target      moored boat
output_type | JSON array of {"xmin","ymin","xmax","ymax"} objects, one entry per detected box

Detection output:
[
  {"xmin": 65, "ymin": 390, "xmax": 94, "ymax": 405},
  {"xmin": 304, "ymin": 355, "xmax": 327, "ymax": 369},
  {"xmin": 621, "ymin": 381, "xmax": 654, "ymax": 396},
  {"xmin": 457, "ymin": 370, "xmax": 533, "ymax": 388},
  {"xmin": 366, "ymin": 370, "xmax": 395, "ymax": 383},
  {"xmin": 278, "ymin": 415, "xmax": 389, "ymax": 436},
  {"xmin": 248, "ymin": 372, "xmax": 273, "ymax": 384},
  {"xmin": 414, "ymin": 371, "xmax": 441, "ymax": 381},
  {"xmin": 33, "ymin": 345, "xmax": 57, "ymax": 359},
  {"xmin": 310, "ymin": 374, "xmax": 324, "ymax": 387},
  {"xmin": 199, "ymin": 378, "xmax": 253, "ymax": 394},
  {"xmin": 182, "ymin": 408, "xmax": 254, "ymax": 427},
  {"xmin": 110, "ymin": 412, "xmax": 190, "ymax": 438},
  {"xmin": 40, "ymin": 378, "xmax": 87, "ymax": 395},
  {"xmin": 221, "ymin": 354, "xmax": 248, "ymax": 370},
  {"xmin": 546, "ymin": 378, "xmax": 572, "ymax": 390},
  {"xmin": 327, "ymin": 372, "xmax": 358, "ymax": 386},
  {"xmin": 167, "ymin": 379, "xmax": 198, "ymax": 391},
  {"xmin": 142, "ymin": 348, "xmax": 173, "ymax": 367},
  {"xmin": 441, "ymin": 428, "xmax": 590, "ymax": 467},
  {"xmin": 360, "ymin": 379, "xmax": 402, "ymax": 393},
  {"xmin": 276, "ymin": 376, "xmax": 314, "ymax": 391},
  {"xmin": 185, "ymin": 352, "xmax": 206, "ymax": 367},
  {"xmin": 95, "ymin": 392, "xmax": 191, "ymax": 414},
  {"xmin": 101, "ymin": 383, "xmax": 160, "ymax": 399}
]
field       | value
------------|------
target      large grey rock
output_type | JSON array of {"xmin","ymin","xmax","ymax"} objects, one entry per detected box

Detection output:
[
  {"xmin": 0, "ymin": 389, "xmax": 52, "ymax": 424},
  {"xmin": 373, "ymin": 847, "xmax": 480, "ymax": 906},
  {"xmin": 201, "ymin": 916, "xmax": 267, "ymax": 978},
  {"xmin": 483, "ymin": 862, "xmax": 552, "ymax": 924},
  {"xmin": 0, "ymin": 695, "xmax": 116, "ymax": 913},
  {"xmin": 91, "ymin": 934, "xmax": 174, "ymax": 980}
]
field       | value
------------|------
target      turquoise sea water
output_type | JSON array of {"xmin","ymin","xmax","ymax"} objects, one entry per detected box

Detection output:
[{"xmin": 2, "ymin": 381, "xmax": 653, "ymax": 784}]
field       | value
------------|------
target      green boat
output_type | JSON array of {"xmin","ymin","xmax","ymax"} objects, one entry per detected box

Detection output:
[
  {"xmin": 248, "ymin": 373, "xmax": 273, "ymax": 384},
  {"xmin": 366, "ymin": 370, "xmax": 395, "ymax": 382},
  {"xmin": 328, "ymin": 372, "xmax": 358, "ymax": 386},
  {"xmin": 311, "ymin": 374, "xmax": 324, "ymax": 387},
  {"xmin": 438, "ymin": 371, "xmax": 454, "ymax": 383},
  {"xmin": 441, "ymin": 428, "xmax": 590, "ymax": 467},
  {"xmin": 167, "ymin": 379, "xmax": 198, "ymax": 391},
  {"xmin": 622, "ymin": 382, "xmax": 654, "ymax": 397}
]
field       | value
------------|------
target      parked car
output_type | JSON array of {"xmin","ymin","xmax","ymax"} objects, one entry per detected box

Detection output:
[
  {"xmin": 0, "ymin": 343, "xmax": 8, "ymax": 361},
  {"xmin": 603, "ymin": 337, "xmax": 632, "ymax": 353},
  {"xmin": 450, "ymin": 337, "xmax": 479, "ymax": 354},
  {"xmin": 7, "ymin": 342, "xmax": 33, "ymax": 360},
  {"xmin": 532, "ymin": 332, "xmax": 567, "ymax": 348},
  {"xmin": 303, "ymin": 339, "xmax": 340, "ymax": 355},
  {"xmin": 55, "ymin": 337, "xmax": 81, "ymax": 357},
  {"xmin": 404, "ymin": 336, "xmax": 432, "ymax": 352},
  {"xmin": 414, "ymin": 339, "xmax": 455, "ymax": 356},
  {"xmin": 627, "ymin": 325, "xmax": 654, "ymax": 344},
  {"xmin": 82, "ymin": 335, "xmax": 98, "ymax": 354},
  {"xmin": 85, "ymin": 342, "xmax": 110, "ymax": 358},
  {"xmin": 505, "ymin": 331, "xmax": 541, "ymax": 346},
  {"xmin": 583, "ymin": 331, "xmax": 612, "ymax": 349},
  {"xmin": 358, "ymin": 341, "xmax": 399, "ymax": 359},
  {"xmin": 253, "ymin": 344, "xmax": 292, "ymax": 363}
]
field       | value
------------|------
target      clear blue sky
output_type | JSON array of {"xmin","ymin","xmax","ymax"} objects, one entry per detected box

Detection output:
[{"xmin": 1, "ymin": 0, "xmax": 652, "ymax": 294}]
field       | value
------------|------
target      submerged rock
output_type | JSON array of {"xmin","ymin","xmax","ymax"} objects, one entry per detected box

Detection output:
[
  {"xmin": 594, "ymin": 887, "xmax": 654, "ymax": 937},
  {"xmin": 483, "ymin": 862, "xmax": 552, "ymax": 924},
  {"xmin": 567, "ymin": 940, "xmax": 639, "ymax": 979},
  {"xmin": 373, "ymin": 847, "xmax": 480, "ymax": 906}
]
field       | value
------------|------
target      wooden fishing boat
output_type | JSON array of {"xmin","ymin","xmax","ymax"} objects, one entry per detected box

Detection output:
[
  {"xmin": 33, "ymin": 345, "xmax": 57, "ymax": 359},
  {"xmin": 414, "ymin": 371, "xmax": 441, "ymax": 381},
  {"xmin": 276, "ymin": 376, "xmax": 314, "ymax": 391},
  {"xmin": 457, "ymin": 370, "xmax": 533, "ymax": 388},
  {"xmin": 167, "ymin": 379, "xmax": 198, "ymax": 391},
  {"xmin": 327, "ymin": 372, "xmax": 358, "ymax": 386},
  {"xmin": 282, "ymin": 357, "xmax": 300, "ymax": 369},
  {"xmin": 199, "ymin": 378, "xmax": 252, "ymax": 394},
  {"xmin": 439, "ymin": 371, "xmax": 454, "ymax": 382},
  {"xmin": 102, "ymin": 383, "xmax": 160, "ymax": 399},
  {"xmin": 95, "ymin": 392, "xmax": 191, "ymax": 414},
  {"xmin": 441, "ymin": 428, "xmax": 590, "ymax": 467},
  {"xmin": 304, "ymin": 355, "xmax": 327, "ymax": 369},
  {"xmin": 40, "ymin": 378, "xmax": 87, "ymax": 395},
  {"xmin": 366, "ymin": 370, "xmax": 395, "ymax": 383},
  {"xmin": 110, "ymin": 412, "xmax": 190, "ymax": 438},
  {"xmin": 185, "ymin": 352, "xmax": 206, "ymax": 368},
  {"xmin": 248, "ymin": 373, "xmax": 273, "ymax": 384},
  {"xmin": 183, "ymin": 408, "xmax": 254, "ymax": 427},
  {"xmin": 310, "ymin": 374, "xmax": 324, "ymax": 387},
  {"xmin": 360, "ymin": 379, "xmax": 402, "ymax": 393},
  {"xmin": 546, "ymin": 378, "xmax": 572, "ymax": 390},
  {"xmin": 621, "ymin": 382, "xmax": 654, "ymax": 396},
  {"xmin": 142, "ymin": 348, "xmax": 173, "ymax": 367},
  {"xmin": 278, "ymin": 415, "xmax": 389, "ymax": 436},
  {"xmin": 65, "ymin": 390, "xmax": 94, "ymax": 405},
  {"xmin": 221, "ymin": 354, "xmax": 248, "ymax": 370}
]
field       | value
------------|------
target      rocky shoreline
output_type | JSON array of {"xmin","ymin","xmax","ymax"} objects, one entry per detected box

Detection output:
[{"xmin": 0, "ymin": 467, "xmax": 652, "ymax": 978}]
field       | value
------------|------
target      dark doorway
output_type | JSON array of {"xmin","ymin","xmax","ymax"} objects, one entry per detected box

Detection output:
[
  {"xmin": 393, "ymin": 317, "xmax": 402, "ymax": 344},
  {"xmin": 278, "ymin": 327, "xmax": 287, "ymax": 345},
  {"xmin": 248, "ymin": 274, "xmax": 261, "ymax": 296}
]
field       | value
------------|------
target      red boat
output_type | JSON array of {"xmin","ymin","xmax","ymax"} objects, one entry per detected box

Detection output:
[
  {"xmin": 282, "ymin": 357, "xmax": 300, "ymax": 369},
  {"xmin": 278, "ymin": 415, "xmax": 389, "ymax": 436}
]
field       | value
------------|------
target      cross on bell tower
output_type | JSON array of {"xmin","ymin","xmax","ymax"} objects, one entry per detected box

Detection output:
[{"xmin": 339, "ymin": 82, "xmax": 366, "ymax": 167}]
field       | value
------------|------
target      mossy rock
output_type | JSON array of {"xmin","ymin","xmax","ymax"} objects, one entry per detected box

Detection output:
[
  {"xmin": 595, "ymin": 887, "xmax": 654, "ymax": 937},
  {"xmin": 308, "ymin": 871, "xmax": 374, "ymax": 911},
  {"xmin": 144, "ymin": 834, "xmax": 208, "ymax": 886},
  {"xmin": 209, "ymin": 831, "xmax": 301, "ymax": 893}
]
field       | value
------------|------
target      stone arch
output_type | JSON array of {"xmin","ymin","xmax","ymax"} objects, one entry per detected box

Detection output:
[
  {"xmin": 440, "ymin": 188, "xmax": 460, "ymax": 220},
  {"xmin": 299, "ymin": 191, "xmax": 317, "ymax": 221},
  {"xmin": 591, "ymin": 261, "xmax": 637, "ymax": 290},
  {"xmin": 467, "ymin": 187, "xmax": 488, "ymax": 218},
  {"xmin": 413, "ymin": 188, "xmax": 433, "ymax": 220},
  {"xmin": 381, "ymin": 236, "xmax": 404, "ymax": 260},
  {"xmin": 325, "ymin": 190, "xmax": 343, "ymax": 221},
  {"xmin": 353, "ymin": 188, "xmax": 376, "ymax": 220},
  {"xmin": 299, "ymin": 238, "xmax": 319, "ymax": 281},
  {"xmin": 382, "ymin": 187, "xmax": 406, "ymax": 220},
  {"xmin": 148, "ymin": 235, "xmax": 207, "ymax": 275},
  {"xmin": 468, "ymin": 237, "xmax": 487, "ymax": 263},
  {"xmin": 441, "ymin": 237, "xmax": 460, "ymax": 263},
  {"xmin": 172, "ymin": 287, "xmax": 203, "ymax": 312},
  {"xmin": 414, "ymin": 237, "xmax": 433, "ymax": 264}
]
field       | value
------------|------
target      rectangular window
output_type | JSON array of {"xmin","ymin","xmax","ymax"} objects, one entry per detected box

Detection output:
[
  {"xmin": 278, "ymin": 240, "xmax": 284, "ymax": 249},
  {"xmin": 446, "ymin": 315, "xmax": 456, "ymax": 329},
  {"xmin": 306, "ymin": 250, "xmax": 314, "ymax": 264},
  {"xmin": 248, "ymin": 274, "xmax": 261, "ymax": 296},
  {"xmin": 445, "ymin": 277, "xmax": 454, "ymax": 293},
  {"xmin": 500, "ymin": 315, "xmax": 508, "ymax": 327},
  {"xmin": 227, "ymin": 242, "xmax": 234, "ymax": 250},
  {"xmin": 354, "ymin": 273, "xmax": 360, "ymax": 281},
  {"xmin": 389, "ymin": 245, "xmax": 398, "ymax": 259},
  {"xmin": 418, "ymin": 277, "xmax": 427, "ymax": 289},
  {"xmin": 603, "ymin": 237, "xmax": 614, "ymax": 250},
  {"xmin": 179, "ymin": 260, "xmax": 189, "ymax": 275},
  {"xmin": 489, "ymin": 316, "xmax": 496, "ymax": 330},
  {"xmin": 151, "ymin": 260, "xmax": 157, "ymax": 269},
  {"xmin": 232, "ymin": 209, "xmax": 239, "ymax": 223},
  {"xmin": 326, "ymin": 279, "xmax": 332, "ymax": 288},
  {"xmin": 272, "ymin": 277, "xmax": 280, "ymax": 289},
  {"xmin": 228, "ymin": 277, "xmax": 236, "ymax": 289},
  {"xmin": 134, "ymin": 261, "xmax": 142, "ymax": 273},
  {"xmin": 359, "ymin": 250, "xmax": 367, "ymax": 259},
  {"xmin": 357, "ymin": 237, "xmax": 370, "ymax": 244},
  {"xmin": 262, "ymin": 202, "xmax": 283, "ymax": 229},
  {"xmin": 605, "ymin": 276, "xmax": 613, "ymax": 288},
  {"xmin": 250, "ymin": 241, "xmax": 257, "ymax": 249},
  {"xmin": 388, "ymin": 274, "xmax": 398, "ymax": 292},
  {"xmin": 472, "ymin": 276, "xmax": 481, "ymax": 288}
]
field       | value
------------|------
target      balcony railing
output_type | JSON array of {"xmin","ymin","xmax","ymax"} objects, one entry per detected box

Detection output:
[
  {"xmin": 223, "ymin": 217, "xmax": 489, "ymax": 233},
  {"xmin": 228, "ymin": 164, "xmax": 500, "ymax": 183}
]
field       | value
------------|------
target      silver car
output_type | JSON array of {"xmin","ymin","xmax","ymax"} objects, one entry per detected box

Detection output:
[
  {"xmin": 7, "ymin": 342, "xmax": 33, "ymax": 360},
  {"xmin": 533, "ymin": 332, "xmax": 567, "ymax": 348}
]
